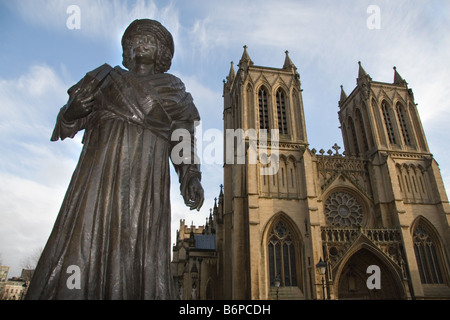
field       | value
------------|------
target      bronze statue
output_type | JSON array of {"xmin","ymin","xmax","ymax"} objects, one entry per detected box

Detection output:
[{"xmin": 26, "ymin": 19, "xmax": 204, "ymax": 299}]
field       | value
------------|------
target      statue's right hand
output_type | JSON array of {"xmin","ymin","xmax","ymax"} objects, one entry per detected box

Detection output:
[{"xmin": 63, "ymin": 88, "xmax": 95, "ymax": 122}]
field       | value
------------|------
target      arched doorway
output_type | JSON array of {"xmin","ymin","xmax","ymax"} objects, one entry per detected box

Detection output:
[{"xmin": 337, "ymin": 248, "xmax": 404, "ymax": 299}]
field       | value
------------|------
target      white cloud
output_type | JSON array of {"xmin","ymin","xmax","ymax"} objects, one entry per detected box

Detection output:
[
  {"xmin": 0, "ymin": 64, "xmax": 80, "ymax": 276},
  {"xmin": 9, "ymin": 0, "xmax": 180, "ymax": 46},
  {"xmin": 0, "ymin": 172, "xmax": 64, "ymax": 277},
  {"xmin": 0, "ymin": 64, "xmax": 79, "ymax": 184}
]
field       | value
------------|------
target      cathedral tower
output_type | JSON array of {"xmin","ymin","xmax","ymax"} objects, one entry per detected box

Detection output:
[
  {"xmin": 338, "ymin": 63, "xmax": 450, "ymax": 298},
  {"xmin": 222, "ymin": 47, "xmax": 311, "ymax": 299}
]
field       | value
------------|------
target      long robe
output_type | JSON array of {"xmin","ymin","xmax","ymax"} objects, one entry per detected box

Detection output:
[{"xmin": 25, "ymin": 65, "xmax": 201, "ymax": 299}]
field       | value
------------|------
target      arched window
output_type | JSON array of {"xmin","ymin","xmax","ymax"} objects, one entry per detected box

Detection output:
[
  {"xmin": 382, "ymin": 101, "xmax": 396, "ymax": 145},
  {"xmin": 413, "ymin": 223, "xmax": 444, "ymax": 284},
  {"xmin": 258, "ymin": 87, "xmax": 269, "ymax": 130},
  {"xmin": 268, "ymin": 220, "xmax": 297, "ymax": 286},
  {"xmin": 246, "ymin": 84, "xmax": 254, "ymax": 129},
  {"xmin": 276, "ymin": 89, "xmax": 288, "ymax": 134},
  {"xmin": 348, "ymin": 117, "xmax": 359, "ymax": 155},
  {"xmin": 356, "ymin": 109, "xmax": 369, "ymax": 153},
  {"xmin": 396, "ymin": 102, "xmax": 411, "ymax": 146}
]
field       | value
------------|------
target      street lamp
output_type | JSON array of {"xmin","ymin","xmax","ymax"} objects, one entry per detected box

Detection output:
[
  {"xmin": 316, "ymin": 258, "xmax": 327, "ymax": 300},
  {"xmin": 273, "ymin": 274, "xmax": 281, "ymax": 300}
]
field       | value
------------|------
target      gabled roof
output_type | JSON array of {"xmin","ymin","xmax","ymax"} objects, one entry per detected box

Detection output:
[{"xmin": 193, "ymin": 235, "xmax": 216, "ymax": 250}]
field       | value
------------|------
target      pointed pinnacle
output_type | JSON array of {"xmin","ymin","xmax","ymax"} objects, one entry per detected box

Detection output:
[
  {"xmin": 283, "ymin": 50, "xmax": 296, "ymax": 70},
  {"xmin": 393, "ymin": 66, "xmax": 407, "ymax": 86}
]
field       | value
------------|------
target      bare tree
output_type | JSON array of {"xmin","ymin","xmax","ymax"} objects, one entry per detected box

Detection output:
[{"xmin": 20, "ymin": 248, "xmax": 42, "ymax": 271}]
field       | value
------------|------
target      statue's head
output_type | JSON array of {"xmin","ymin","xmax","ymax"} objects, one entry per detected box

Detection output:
[{"xmin": 122, "ymin": 19, "xmax": 174, "ymax": 73}]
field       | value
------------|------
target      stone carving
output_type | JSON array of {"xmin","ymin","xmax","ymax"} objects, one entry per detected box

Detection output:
[
  {"xmin": 324, "ymin": 192, "xmax": 363, "ymax": 227},
  {"xmin": 321, "ymin": 226, "xmax": 406, "ymax": 279}
]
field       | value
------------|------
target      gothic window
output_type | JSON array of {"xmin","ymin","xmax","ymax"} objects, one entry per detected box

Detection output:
[
  {"xmin": 259, "ymin": 87, "xmax": 269, "ymax": 130},
  {"xmin": 356, "ymin": 109, "xmax": 369, "ymax": 153},
  {"xmin": 413, "ymin": 224, "xmax": 444, "ymax": 284},
  {"xmin": 396, "ymin": 102, "xmax": 411, "ymax": 146},
  {"xmin": 324, "ymin": 192, "xmax": 363, "ymax": 227},
  {"xmin": 348, "ymin": 117, "xmax": 360, "ymax": 155},
  {"xmin": 341, "ymin": 123, "xmax": 350, "ymax": 152},
  {"xmin": 276, "ymin": 89, "xmax": 288, "ymax": 134},
  {"xmin": 290, "ymin": 168, "xmax": 294, "ymax": 188},
  {"xmin": 246, "ymin": 84, "xmax": 254, "ymax": 129},
  {"xmin": 382, "ymin": 101, "xmax": 397, "ymax": 145},
  {"xmin": 268, "ymin": 220, "xmax": 297, "ymax": 287}
]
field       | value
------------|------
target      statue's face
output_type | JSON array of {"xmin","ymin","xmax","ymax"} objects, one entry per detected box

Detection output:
[{"xmin": 130, "ymin": 34, "xmax": 157, "ymax": 65}]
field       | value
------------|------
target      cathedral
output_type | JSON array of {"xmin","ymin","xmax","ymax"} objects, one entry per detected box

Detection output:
[{"xmin": 171, "ymin": 46, "xmax": 450, "ymax": 300}]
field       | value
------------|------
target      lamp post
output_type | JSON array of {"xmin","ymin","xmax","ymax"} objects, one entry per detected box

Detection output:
[
  {"xmin": 273, "ymin": 274, "xmax": 281, "ymax": 300},
  {"xmin": 316, "ymin": 257, "xmax": 327, "ymax": 300}
]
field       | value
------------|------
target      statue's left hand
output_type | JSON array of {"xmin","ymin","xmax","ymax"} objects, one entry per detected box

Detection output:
[{"xmin": 183, "ymin": 177, "xmax": 204, "ymax": 211}]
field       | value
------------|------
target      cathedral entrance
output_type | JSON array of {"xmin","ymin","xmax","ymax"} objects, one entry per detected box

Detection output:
[{"xmin": 337, "ymin": 248, "xmax": 405, "ymax": 299}]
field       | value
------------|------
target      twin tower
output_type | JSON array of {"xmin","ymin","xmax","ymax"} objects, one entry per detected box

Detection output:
[
  {"xmin": 173, "ymin": 46, "xmax": 450, "ymax": 300},
  {"xmin": 220, "ymin": 45, "xmax": 450, "ymax": 300}
]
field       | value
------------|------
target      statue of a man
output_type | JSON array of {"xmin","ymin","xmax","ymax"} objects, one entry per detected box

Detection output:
[{"xmin": 26, "ymin": 19, "xmax": 204, "ymax": 300}]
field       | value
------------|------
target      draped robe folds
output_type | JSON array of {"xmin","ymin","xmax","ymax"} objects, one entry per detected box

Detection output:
[{"xmin": 26, "ymin": 65, "xmax": 201, "ymax": 300}]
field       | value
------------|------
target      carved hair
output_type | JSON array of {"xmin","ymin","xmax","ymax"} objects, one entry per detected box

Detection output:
[{"xmin": 121, "ymin": 19, "xmax": 174, "ymax": 73}]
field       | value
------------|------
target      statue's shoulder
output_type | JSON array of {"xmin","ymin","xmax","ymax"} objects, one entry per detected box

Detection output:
[
  {"xmin": 87, "ymin": 63, "xmax": 114, "ymax": 78},
  {"xmin": 154, "ymin": 72, "xmax": 186, "ymax": 90}
]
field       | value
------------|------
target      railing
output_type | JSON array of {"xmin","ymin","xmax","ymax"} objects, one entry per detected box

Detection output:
[
  {"xmin": 321, "ymin": 227, "xmax": 401, "ymax": 244},
  {"xmin": 320, "ymin": 226, "xmax": 406, "ymax": 278}
]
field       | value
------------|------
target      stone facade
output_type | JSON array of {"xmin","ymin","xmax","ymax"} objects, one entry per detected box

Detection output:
[
  {"xmin": 172, "ymin": 47, "xmax": 450, "ymax": 299},
  {"xmin": 171, "ymin": 216, "xmax": 219, "ymax": 300}
]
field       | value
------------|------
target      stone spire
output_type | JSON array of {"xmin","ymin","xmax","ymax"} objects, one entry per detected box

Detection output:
[
  {"xmin": 393, "ymin": 66, "xmax": 407, "ymax": 86},
  {"xmin": 227, "ymin": 61, "xmax": 235, "ymax": 83},
  {"xmin": 238, "ymin": 45, "xmax": 254, "ymax": 69},
  {"xmin": 283, "ymin": 50, "xmax": 297, "ymax": 71},
  {"xmin": 357, "ymin": 61, "xmax": 372, "ymax": 99},
  {"xmin": 358, "ymin": 61, "xmax": 371, "ymax": 80},
  {"xmin": 339, "ymin": 85, "xmax": 347, "ymax": 106}
]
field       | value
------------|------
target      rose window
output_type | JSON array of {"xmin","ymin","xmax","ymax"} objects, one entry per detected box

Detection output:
[{"xmin": 324, "ymin": 192, "xmax": 363, "ymax": 227}]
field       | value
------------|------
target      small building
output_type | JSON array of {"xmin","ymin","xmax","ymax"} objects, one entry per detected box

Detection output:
[
  {"xmin": 0, "ymin": 266, "xmax": 10, "ymax": 297},
  {"xmin": 171, "ymin": 208, "xmax": 220, "ymax": 300},
  {"xmin": 1, "ymin": 277, "xmax": 27, "ymax": 300},
  {"xmin": 0, "ymin": 268, "xmax": 33, "ymax": 300}
]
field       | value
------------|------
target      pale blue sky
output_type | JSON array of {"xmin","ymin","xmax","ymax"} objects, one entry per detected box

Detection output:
[{"xmin": 0, "ymin": 0, "xmax": 449, "ymax": 276}]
